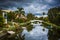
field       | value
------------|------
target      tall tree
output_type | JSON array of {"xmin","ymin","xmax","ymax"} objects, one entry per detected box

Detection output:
[
  {"xmin": 17, "ymin": 8, "xmax": 25, "ymax": 16},
  {"xmin": 14, "ymin": 8, "xmax": 26, "ymax": 23},
  {"xmin": 0, "ymin": 10, "xmax": 4, "ymax": 27},
  {"xmin": 0, "ymin": 10, "xmax": 3, "ymax": 16},
  {"xmin": 27, "ymin": 13, "xmax": 35, "ymax": 21},
  {"xmin": 48, "ymin": 7, "xmax": 60, "ymax": 25},
  {"xmin": 0, "ymin": 16, "xmax": 4, "ymax": 27},
  {"xmin": 7, "ymin": 11, "xmax": 15, "ymax": 21}
]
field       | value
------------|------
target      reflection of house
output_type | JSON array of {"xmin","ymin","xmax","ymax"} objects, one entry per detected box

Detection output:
[{"xmin": 2, "ymin": 10, "xmax": 11, "ymax": 24}]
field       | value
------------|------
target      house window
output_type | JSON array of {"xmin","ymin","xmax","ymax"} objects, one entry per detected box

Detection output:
[{"xmin": 4, "ymin": 13, "xmax": 7, "ymax": 19}]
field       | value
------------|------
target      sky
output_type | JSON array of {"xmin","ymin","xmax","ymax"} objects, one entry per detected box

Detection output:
[{"xmin": 0, "ymin": 0, "xmax": 60, "ymax": 15}]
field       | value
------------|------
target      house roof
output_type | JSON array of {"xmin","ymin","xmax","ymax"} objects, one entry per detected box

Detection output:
[{"xmin": 2, "ymin": 10, "xmax": 12, "ymax": 12}]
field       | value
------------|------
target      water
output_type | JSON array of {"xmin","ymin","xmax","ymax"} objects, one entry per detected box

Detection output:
[{"xmin": 22, "ymin": 23, "xmax": 48, "ymax": 40}]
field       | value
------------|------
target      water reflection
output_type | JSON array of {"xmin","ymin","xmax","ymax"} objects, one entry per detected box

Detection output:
[{"xmin": 22, "ymin": 23, "xmax": 48, "ymax": 40}]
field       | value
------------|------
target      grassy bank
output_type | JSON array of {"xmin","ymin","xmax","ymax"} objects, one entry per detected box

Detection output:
[{"xmin": 43, "ymin": 21, "xmax": 60, "ymax": 29}]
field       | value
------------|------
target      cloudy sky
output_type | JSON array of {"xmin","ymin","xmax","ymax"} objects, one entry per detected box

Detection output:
[{"xmin": 0, "ymin": 0, "xmax": 60, "ymax": 15}]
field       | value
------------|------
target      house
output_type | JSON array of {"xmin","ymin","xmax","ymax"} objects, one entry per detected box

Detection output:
[
  {"xmin": 2, "ymin": 10, "xmax": 27, "ymax": 23},
  {"xmin": 2, "ymin": 10, "xmax": 11, "ymax": 24}
]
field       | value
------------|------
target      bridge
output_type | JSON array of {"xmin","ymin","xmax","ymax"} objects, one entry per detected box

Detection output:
[
  {"xmin": 30, "ymin": 20, "xmax": 43, "ymax": 25},
  {"xmin": 19, "ymin": 20, "xmax": 43, "ymax": 26}
]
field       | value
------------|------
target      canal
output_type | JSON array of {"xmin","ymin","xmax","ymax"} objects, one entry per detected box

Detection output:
[
  {"xmin": 21, "ymin": 20, "xmax": 60, "ymax": 40},
  {"xmin": 0, "ymin": 20, "xmax": 60, "ymax": 40},
  {"xmin": 22, "ymin": 22, "xmax": 48, "ymax": 40}
]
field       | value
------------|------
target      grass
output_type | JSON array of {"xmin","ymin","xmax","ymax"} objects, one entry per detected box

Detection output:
[{"xmin": 43, "ymin": 21, "xmax": 60, "ymax": 29}]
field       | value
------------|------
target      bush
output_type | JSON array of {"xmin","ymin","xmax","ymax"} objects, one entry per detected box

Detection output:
[
  {"xmin": 15, "ymin": 18, "xmax": 25, "ymax": 23},
  {"xmin": 0, "ymin": 16, "xmax": 4, "ymax": 27}
]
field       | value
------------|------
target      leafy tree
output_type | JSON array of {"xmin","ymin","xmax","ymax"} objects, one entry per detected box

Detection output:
[
  {"xmin": 7, "ymin": 8, "xmax": 26, "ymax": 23},
  {"xmin": 0, "ymin": 16, "xmax": 4, "ymax": 27},
  {"xmin": 27, "ymin": 13, "xmax": 35, "ymax": 21},
  {"xmin": 7, "ymin": 11, "xmax": 15, "ymax": 21},
  {"xmin": 43, "ymin": 12, "xmax": 45, "ymax": 16},
  {"xmin": 48, "ymin": 7, "xmax": 60, "ymax": 25}
]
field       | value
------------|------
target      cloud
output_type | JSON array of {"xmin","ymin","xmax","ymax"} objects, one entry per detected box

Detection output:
[
  {"xmin": 0, "ymin": 0, "xmax": 60, "ymax": 15},
  {"xmin": 8, "ymin": 7, "xmax": 18, "ymax": 11},
  {"xmin": 23, "ymin": 3, "xmax": 49, "ymax": 14},
  {"xmin": 45, "ymin": 0, "xmax": 54, "ymax": 3}
]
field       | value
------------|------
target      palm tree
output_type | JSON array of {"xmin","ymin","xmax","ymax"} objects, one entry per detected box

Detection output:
[
  {"xmin": 15, "ymin": 8, "xmax": 25, "ymax": 17},
  {"xmin": 17, "ymin": 8, "xmax": 25, "ymax": 15}
]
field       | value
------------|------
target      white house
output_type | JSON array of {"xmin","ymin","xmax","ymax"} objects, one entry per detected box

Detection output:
[{"xmin": 2, "ymin": 10, "xmax": 11, "ymax": 24}]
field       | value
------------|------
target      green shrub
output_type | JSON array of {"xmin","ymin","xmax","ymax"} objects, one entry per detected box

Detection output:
[{"xmin": 0, "ymin": 16, "xmax": 4, "ymax": 27}]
